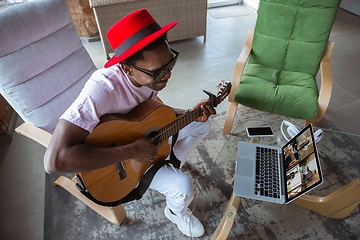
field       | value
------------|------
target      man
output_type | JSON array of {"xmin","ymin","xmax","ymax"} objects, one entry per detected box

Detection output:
[{"xmin": 44, "ymin": 9, "xmax": 215, "ymax": 237}]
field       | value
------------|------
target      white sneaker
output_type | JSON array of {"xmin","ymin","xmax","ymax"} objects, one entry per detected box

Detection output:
[{"xmin": 164, "ymin": 205, "xmax": 205, "ymax": 237}]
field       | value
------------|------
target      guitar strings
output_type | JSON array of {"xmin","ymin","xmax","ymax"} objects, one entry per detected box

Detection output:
[{"xmin": 151, "ymin": 107, "xmax": 203, "ymax": 142}]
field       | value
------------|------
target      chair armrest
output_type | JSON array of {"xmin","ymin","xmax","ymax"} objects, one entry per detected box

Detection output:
[
  {"xmin": 314, "ymin": 41, "xmax": 334, "ymax": 122},
  {"xmin": 228, "ymin": 29, "xmax": 254, "ymax": 102},
  {"xmin": 15, "ymin": 123, "xmax": 52, "ymax": 148}
]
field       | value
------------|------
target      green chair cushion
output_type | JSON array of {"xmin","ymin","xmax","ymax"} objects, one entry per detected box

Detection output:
[
  {"xmin": 235, "ymin": 64, "xmax": 319, "ymax": 119},
  {"xmin": 233, "ymin": 0, "xmax": 341, "ymax": 119}
]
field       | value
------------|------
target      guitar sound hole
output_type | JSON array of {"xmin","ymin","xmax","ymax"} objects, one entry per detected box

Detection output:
[
  {"xmin": 116, "ymin": 162, "xmax": 127, "ymax": 180},
  {"xmin": 110, "ymin": 142, "xmax": 127, "ymax": 180},
  {"xmin": 147, "ymin": 131, "xmax": 161, "ymax": 146}
]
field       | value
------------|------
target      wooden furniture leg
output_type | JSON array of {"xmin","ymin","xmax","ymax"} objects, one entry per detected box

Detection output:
[
  {"xmin": 212, "ymin": 180, "xmax": 360, "ymax": 240},
  {"xmin": 54, "ymin": 176, "xmax": 126, "ymax": 225},
  {"xmin": 223, "ymin": 101, "xmax": 239, "ymax": 135},
  {"xmin": 211, "ymin": 137, "xmax": 258, "ymax": 239},
  {"xmin": 223, "ymin": 30, "xmax": 254, "ymax": 135},
  {"xmin": 307, "ymin": 41, "xmax": 335, "ymax": 125},
  {"xmin": 293, "ymin": 178, "xmax": 360, "ymax": 219},
  {"xmin": 212, "ymin": 136, "xmax": 359, "ymax": 239},
  {"xmin": 211, "ymin": 193, "xmax": 242, "ymax": 240},
  {"xmin": 305, "ymin": 119, "xmax": 315, "ymax": 126},
  {"xmin": 16, "ymin": 124, "xmax": 127, "ymax": 225}
]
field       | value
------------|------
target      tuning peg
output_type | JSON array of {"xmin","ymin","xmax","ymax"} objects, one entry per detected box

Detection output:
[{"xmin": 217, "ymin": 80, "xmax": 226, "ymax": 89}]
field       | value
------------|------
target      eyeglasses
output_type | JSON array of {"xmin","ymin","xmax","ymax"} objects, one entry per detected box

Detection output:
[{"xmin": 129, "ymin": 48, "xmax": 179, "ymax": 83}]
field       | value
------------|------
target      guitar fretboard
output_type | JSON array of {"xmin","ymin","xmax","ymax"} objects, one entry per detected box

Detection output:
[
  {"xmin": 152, "ymin": 81, "xmax": 230, "ymax": 145},
  {"xmin": 158, "ymin": 107, "xmax": 203, "ymax": 142},
  {"xmin": 155, "ymin": 93, "xmax": 221, "ymax": 144}
]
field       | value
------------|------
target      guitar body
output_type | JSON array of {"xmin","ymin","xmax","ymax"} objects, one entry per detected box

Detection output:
[{"xmin": 79, "ymin": 100, "xmax": 176, "ymax": 204}]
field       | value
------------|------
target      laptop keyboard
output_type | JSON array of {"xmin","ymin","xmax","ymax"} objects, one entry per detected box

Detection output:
[{"xmin": 255, "ymin": 147, "xmax": 281, "ymax": 199}]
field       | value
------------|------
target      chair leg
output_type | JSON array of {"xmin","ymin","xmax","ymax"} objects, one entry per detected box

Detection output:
[
  {"xmin": 213, "ymin": 180, "xmax": 359, "ymax": 240},
  {"xmin": 211, "ymin": 193, "xmax": 242, "ymax": 240},
  {"xmin": 305, "ymin": 119, "xmax": 315, "ymax": 126},
  {"xmin": 292, "ymin": 178, "xmax": 360, "ymax": 219},
  {"xmin": 223, "ymin": 102, "xmax": 239, "ymax": 135},
  {"xmin": 54, "ymin": 176, "xmax": 126, "ymax": 225}
]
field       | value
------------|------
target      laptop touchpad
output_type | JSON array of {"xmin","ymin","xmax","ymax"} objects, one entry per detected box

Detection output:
[{"xmin": 237, "ymin": 158, "xmax": 254, "ymax": 177}]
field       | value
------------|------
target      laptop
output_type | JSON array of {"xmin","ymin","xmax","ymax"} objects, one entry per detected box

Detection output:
[{"xmin": 233, "ymin": 124, "xmax": 323, "ymax": 204}]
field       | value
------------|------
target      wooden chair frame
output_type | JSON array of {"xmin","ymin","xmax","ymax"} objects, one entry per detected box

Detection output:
[
  {"xmin": 223, "ymin": 30, "xmax": 334, "ymax": 135},
  {"xmin": 211, "ymin": 137, "xmax": 360, "ymax": 239},
  {"xmin": 15, "ymin": 123, "xmax": 126, "ymax": 226},
  {"xmin": 212, "ymin": 178, "xmax": 360, "ymax": 240},
  {"xmin": 218, "ymin": 30, "xmax": 358, "ymax": 239}
]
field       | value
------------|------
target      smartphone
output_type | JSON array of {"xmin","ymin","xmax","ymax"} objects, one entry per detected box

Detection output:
[{"xmin": 246, "ymin": 126, "xmax": 273, "ymax": 137}]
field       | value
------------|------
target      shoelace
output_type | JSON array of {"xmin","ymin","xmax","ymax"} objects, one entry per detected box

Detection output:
[{"xmin": 181, "ymin": 209, "xmax": 196, "ymax": 225}]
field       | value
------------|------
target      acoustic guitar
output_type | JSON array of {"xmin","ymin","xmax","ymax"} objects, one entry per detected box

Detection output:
[{"xmin": 75, "ymin": 81, "xmax": 231, "ymax": 205}]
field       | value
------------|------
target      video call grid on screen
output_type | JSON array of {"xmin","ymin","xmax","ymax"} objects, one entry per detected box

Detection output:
[{"xmin": 282, "ymin": 128, "xmax": 321, "ymax": 201}]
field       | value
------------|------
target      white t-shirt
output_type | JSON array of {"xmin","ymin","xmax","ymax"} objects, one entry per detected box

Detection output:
[{"xmin": 61, "ymin": 64, "xmax": 157, "ymax": 132}]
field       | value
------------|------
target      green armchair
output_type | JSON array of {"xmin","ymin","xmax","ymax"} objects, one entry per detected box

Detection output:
[{"xmin": 223, "ymin": 0, "xmax": 341, "ymax": 134}]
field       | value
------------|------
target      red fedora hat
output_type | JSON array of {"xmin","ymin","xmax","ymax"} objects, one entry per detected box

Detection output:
[{"xmin": 104, "ymin": 9, "xmax": 177, "ymax": 68}]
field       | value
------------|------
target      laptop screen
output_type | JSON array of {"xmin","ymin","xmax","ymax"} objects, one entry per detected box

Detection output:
[{"xmin": 282, "ymin": 124, "xmax": 323, "ymax": 203}]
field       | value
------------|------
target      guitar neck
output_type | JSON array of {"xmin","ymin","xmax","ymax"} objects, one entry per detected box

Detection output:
[
  {"xmin": 157, "ymin": 95, "xmax": 220, "ymax": 143},
  {"xmin": 160, "ymin": 107, "xmax": 202, "ymax": 140}
]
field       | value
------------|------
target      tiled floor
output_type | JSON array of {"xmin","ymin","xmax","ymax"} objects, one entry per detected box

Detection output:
[{"xmin": 1, "ymin": 4, "xmax": 359, "ymax": 240}]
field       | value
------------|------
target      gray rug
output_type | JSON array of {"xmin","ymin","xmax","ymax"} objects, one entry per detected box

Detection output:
[{"xmin": 44, "ymin": 107, "xmax": 360, "ymax": 240}]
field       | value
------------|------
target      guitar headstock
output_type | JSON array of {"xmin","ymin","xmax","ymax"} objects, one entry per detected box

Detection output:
[
  {"xmin": 215, "ymin": 80, "xmax": 232, "ymax": 105},
  {"xmin": 203, "ymin": 80, "xmax": 232, "ymax": 108}
]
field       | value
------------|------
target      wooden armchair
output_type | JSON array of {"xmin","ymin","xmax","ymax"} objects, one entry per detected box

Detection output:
[
  {"xmin": 223, "ymin": 0, "xmax": 340, "ymax": 135},
  {"xmin": 223, "ymin": 30, "xmax": 334, "ymax": 134},
  {"xmin": 0, "ymin": 0, "xmax": 125, "ymax": 226},
  {"xmin": 214, "ymin": 1, "xmax": 360, "ymax": 238}
]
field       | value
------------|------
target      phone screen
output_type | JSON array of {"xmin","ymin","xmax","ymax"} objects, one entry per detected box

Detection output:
[{"xmin": 246, "ymin": 126, "xmax": 273, "ymax": 137}]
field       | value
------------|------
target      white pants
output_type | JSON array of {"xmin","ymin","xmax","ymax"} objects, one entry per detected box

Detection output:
[{"xmin": 149, "ymin": 119, "xmax": 211, "ymax": 217}]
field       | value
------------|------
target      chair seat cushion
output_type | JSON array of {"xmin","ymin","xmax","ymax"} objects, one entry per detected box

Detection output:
[
  {"xmin": 233, "ymin": 63, "xmax": 319, "ymax": 119},
  {"xmin": 232, "ymin": 0, "xmax": 340, "ymax": 120}
]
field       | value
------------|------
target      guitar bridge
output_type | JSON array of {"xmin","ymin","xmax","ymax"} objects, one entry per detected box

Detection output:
[{"xmin": 116, "ymin": 162, "xmax": 127, "ymax": 180}]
